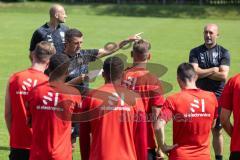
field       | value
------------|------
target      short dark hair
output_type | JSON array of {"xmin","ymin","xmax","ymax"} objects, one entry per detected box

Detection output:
[
  {"xmin": 103, "ymin": 56, "xmax": 124, "ymax": 82},
  {"xmin": 132, "ymin": 39, "xmax": 151, "ymax": 61},
  {"xmin": 177, "ymin": 63, "xmax": 197, "ymax": 83},
  {"xmin": 47, "ymin": 54, "xmax": 70, "ymax": 80},
  {"xmin": 65, "ymin": 28, "xmax": 83, "ymax": 43},
  {"xmin": 33, "ymin": 41, "xmax": 56, "ymax": 63}
]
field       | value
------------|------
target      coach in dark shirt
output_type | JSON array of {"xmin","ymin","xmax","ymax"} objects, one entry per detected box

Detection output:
[
  {"xmin": 189, "ymin": 24, "xmax": 230, "ymax": 160},
  {"xmin": 29, "ymin": 4, "xmax": 68, "ymax": 54},
  {"xmin": 63, "ymin": 28, "xmax": 141, "ymax": 151}
]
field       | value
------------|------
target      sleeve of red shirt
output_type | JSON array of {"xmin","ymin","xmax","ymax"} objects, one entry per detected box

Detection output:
[
  {"xmin": 79, "ymin": 96, "xmax": 91, "ymax": 160},
  {"xmin": 134, "ymin": 99, "xmax": 147, "ymax": 160},
  {"xmin": 149, "ymin": 78, "xmax": 165, "ymax": 107},
  {"xmin": 219, "ymin": 78, "xmax": 233, "ymax": 111},
  {"xmin": 158, "ymin": 97, "xmax": 174, "ymax": 122}
]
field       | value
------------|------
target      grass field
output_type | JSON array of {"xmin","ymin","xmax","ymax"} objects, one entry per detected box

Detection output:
[{"xmin": 0, "ymin": 2, "xmax": 240, "ymax": 160}]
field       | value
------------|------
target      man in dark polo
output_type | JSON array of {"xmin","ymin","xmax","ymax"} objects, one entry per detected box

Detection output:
[
  {"xmin": 30, "ymin": 4, "xmax": 68, "ymax": 54},
  {"xmin": 189, "ymin": 23, "xmax": 230, "ymax": 160}
]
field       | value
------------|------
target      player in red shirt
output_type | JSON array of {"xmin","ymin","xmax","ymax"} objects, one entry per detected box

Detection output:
[
  {"xmin": 4, "ymin": 41, "xmax": 56, "ymax": 160},
  {"xmin": 155, "ymin": 63, "xmax": 218, "ymax": 160},
  {"xmin": 122, "ymin": 39, "xmax": 165, "ymax": 160},
  {"xmin": 79, "ymin": 56, "xmax": 147, "ymax": 160},
  {"xmin": 26, "ymin": 54, "xmax": 81, "ymax": 160},
  {"xmin": 219, "ymin": 74, "xmax": 240, "ymax": 160}
]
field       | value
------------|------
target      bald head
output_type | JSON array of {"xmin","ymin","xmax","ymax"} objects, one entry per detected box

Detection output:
[
  {"xmin": 49, "ymin": 4, "xmax": 63, "ymax": 17},
  {"xmin": 204, "ymin": 24, "xmax": 219, "ymax": 34},
  {"xmin": 203, "ymin": 23, "xmax": 219, "ymax": 48},
  {"xmin": 49, "ymin": 4, "xmax": 67, "ymax": 23}
]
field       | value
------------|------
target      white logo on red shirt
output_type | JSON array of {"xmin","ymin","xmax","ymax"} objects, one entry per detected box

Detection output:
[
  {"xmin": 16, "ymin": 78, "xmax": 38, "ymax": 95},
  {"xmin": 36, "ymin": 92, "xmax": 63, "ymax": 111},
  {"xmin": 190, "ymin": 99, "xmax": 205, "ymax": 113},
  {"xmin": 184, "ymin": 99, "xmax": 210, "ymax": 118},
  {"xmin": 43, "ymin": 92, "xmax": 59, "ymax": 106},
  {"xmin": 22, "ymin": 78, "xmax": 38, "ymax": 91}
]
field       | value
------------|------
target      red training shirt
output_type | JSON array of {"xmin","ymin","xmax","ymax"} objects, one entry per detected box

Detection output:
[
  {"xmin": 123, "ymin": 67, "xmax": 165, "ymax": 149},
  {"xmin": 8, "ymin": 68, "xmax": 48, "ymax": 149},
  {"xmin": 219, "ymin": 74, "xmax": 240, "ymax": 152},
  {"xmin": 160, "ymin": 89, "xmax": 218, "ymax": 160},
  {"xmin": 27, "ymin": 81, "xmax": 81, "ymax": 160},
  {"xmin": 80, "ymin": 83, "xmax": 147, "ymax": 160}
]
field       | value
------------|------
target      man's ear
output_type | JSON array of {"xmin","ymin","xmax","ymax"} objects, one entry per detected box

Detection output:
[
  {"xmin": 55, "ymin": 13, "xmax": 59, "ymax": 19},
  {"xmin": 147, "ymin": 52, "xmax": 151, "ymax": 60}
]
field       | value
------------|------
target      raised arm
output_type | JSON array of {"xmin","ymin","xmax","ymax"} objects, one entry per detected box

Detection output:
[{"xmin": 97, "ymin": 33, "xmax": 142, "ymax": 58}]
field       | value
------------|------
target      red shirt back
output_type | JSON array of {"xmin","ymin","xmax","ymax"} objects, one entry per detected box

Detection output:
[
  {"xmin": 160, "ymin": 89, "xmax": 218, "ymax": 160},
  {"xmin": 81, "ymin": 83, "xmax": 147, "ymax": 160},
  {"xmin": 8, "ymin": 68, "xmax": 48, "ymax": 149},
  {"xmin": 123, "ymin": 67, "xmax": 165, "ymax": 149},
  {"xmin": 219, "ymin": 74, "xmax": 240, "ymax": 152},
  {"xmin": 27, "ymin": 81, "xmax": 81, "ymax": 160}
]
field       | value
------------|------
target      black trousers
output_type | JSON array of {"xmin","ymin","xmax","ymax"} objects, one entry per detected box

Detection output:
[{"xmin": 229, "ymin": 152, "xmax": 240, "ymax": 160}]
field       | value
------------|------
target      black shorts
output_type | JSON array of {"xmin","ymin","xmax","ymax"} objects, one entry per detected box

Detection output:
[
  {"xmin": 9, "ymin": 148, "xmax": 30, "ymax": 160},
  {"xmin": 148, "ymin": 149, "xmax": 156, "ymax": 160},
  {"xmin": 229, "ymin": 152, "xmax": 240, "ymax": 160}
]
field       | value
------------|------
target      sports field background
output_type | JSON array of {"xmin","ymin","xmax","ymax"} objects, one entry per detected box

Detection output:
[{"xmin": 0, "ymin": 2, "xmax": 240, "ymax": 159}]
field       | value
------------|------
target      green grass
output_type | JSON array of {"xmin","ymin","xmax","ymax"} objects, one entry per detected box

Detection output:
[{"xmin": 0, "ymin": 2, "xmax": 239, "ymax": 160}]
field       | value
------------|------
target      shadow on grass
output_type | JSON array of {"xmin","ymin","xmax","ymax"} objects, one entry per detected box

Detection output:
[
  {"xmin": 87, "ymin": 4, "xmax": 240, "ymax": 19},
  {"xmin": 0, "ymin": 146, "xmax": 9, "ymax": 151}
]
